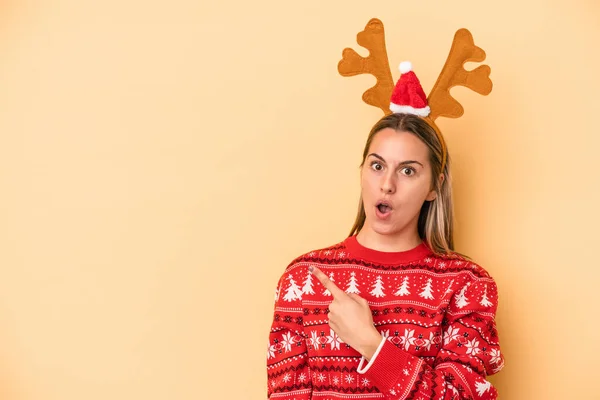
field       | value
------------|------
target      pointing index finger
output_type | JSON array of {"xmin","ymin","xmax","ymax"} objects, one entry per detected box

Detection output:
[{"xmin": 309, "ymin": 266, "xmax": 345, "ymax": 298}]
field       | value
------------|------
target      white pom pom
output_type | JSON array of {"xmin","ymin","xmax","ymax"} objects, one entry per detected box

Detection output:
[{"xmin": 399, "ymin": 61, "xmax": 412, "ymax": 74}]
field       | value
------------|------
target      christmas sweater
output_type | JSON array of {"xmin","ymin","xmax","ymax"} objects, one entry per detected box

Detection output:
[{"xmin": 266, "ymin": 235, "xmax": 504, "ymax": 399}]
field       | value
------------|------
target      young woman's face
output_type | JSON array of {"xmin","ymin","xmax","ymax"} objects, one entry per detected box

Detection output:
[{"xmin": 360, "ymin": 128, "xmax": 438, "ymax": 238}]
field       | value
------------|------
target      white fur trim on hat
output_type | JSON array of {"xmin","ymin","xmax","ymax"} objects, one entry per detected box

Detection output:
[{"xmin": 389, "ymin": 103, "xmax": 431, "ymax": 117}]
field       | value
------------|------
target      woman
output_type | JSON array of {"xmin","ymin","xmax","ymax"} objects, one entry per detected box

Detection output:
[{"xmin": 266, "ymin": 113, "xmax": 504, "ymax": 399}]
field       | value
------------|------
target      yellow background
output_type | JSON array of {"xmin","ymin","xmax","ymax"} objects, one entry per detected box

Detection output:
[{"xmin": 0, "ymin": 0, "xmax": 598, "ymax": 399}]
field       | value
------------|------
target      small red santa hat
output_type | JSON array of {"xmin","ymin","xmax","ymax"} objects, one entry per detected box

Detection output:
[{"xmin": 389, "ymin": 61, "xmax": 430, "ymax": 117}]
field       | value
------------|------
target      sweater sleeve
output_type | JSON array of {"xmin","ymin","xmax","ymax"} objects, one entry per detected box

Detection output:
[
  {"xmin": 266, "ymin": 268, "xmax": 312, "ymax": 399},
  {"xmin": 357, "ymin": 277, "xmax": 504, "ymax": 399}
]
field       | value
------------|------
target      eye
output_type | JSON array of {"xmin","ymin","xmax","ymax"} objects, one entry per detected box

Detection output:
[
  {"xmin": 401, "ymin": 167, "xmax": 416, "ymax": 176},
  {"xmin": 370, "ymin": 161, "xmax": 383, "ymax": 171}
]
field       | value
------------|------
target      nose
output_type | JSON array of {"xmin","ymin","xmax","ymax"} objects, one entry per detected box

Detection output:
[{"xmin": 381, "ymin": 172, "xmax": 396, "ymax": 194}]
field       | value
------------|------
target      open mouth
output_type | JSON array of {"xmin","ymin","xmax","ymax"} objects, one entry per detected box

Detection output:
[{"xmin": 376, "ymin": 201, "xmax": 392, "ymax": 214}]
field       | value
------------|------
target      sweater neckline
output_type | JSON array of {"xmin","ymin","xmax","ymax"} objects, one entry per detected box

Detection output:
[{"xmin": 343, "ymin": 235, "xmax": 432, "ymax": 265}]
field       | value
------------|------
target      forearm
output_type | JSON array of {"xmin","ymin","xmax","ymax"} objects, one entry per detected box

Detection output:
[
  {"xmin": 357, "ymin": 340, "xmax": 499, "ymax": 399},
  {"xmin": 267, "ymin": 350, "xmax": 312, "ymax": 399}
]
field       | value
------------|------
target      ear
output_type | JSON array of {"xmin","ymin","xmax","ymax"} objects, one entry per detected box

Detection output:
[
  {"xmin": 426, "ymin": 190, "xmax": 437, "ymax": 201},
  {"xmin": 426, "ymin": 173, "xmax": 445, "ymax": 201}
]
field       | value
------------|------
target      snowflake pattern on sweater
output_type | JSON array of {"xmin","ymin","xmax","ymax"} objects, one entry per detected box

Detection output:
[{"xmin": 266, "ymin": 236, "xmax": 504, "ymax": 399}]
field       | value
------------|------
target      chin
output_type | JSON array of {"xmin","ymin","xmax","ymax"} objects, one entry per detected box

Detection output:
[
  {"xmin": 372, "ymin": 225, "xmax": 400, "ymax": 236},
  {"xmin": 367, "ymin": 219, "xmax": 400, "ymax": 236}
]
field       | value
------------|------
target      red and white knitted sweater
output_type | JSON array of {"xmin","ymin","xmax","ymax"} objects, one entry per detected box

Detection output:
[{"xmin": 266, "ymin": 235, "xmax": 504, "ymax": 399}]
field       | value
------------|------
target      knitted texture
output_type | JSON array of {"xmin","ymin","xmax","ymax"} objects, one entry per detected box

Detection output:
[{"xmin": 266, "ymin": 235, "xmax": 504, "ymax": 399}]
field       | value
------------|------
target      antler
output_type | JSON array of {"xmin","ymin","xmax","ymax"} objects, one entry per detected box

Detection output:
[
  {"xmin": 426, "ymin": 28, "xmax": 493, "ymax": 122},
  {"xmin": 338, "ymin": 18, "xmax": 394, "ymax": 115}
]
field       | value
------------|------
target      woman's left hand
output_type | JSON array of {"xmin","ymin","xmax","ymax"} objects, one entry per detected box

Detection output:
[{"xmin": 310, "ymin": 266, "xmax": 383, "ymax": 360}]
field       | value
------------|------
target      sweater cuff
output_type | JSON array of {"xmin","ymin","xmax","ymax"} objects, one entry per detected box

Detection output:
[
  {"xmin": 357, "ymin": 336, "xmax": 386, "ymax": 374},
  {"xmin": 356, "ymin": 340, "xmax": 419, "ymax": 394}
]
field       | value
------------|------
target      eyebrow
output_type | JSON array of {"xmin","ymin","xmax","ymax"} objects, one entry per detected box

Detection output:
[{"xmin": 367, "ymin": 153, "xmax": 424, "ymax": 168}]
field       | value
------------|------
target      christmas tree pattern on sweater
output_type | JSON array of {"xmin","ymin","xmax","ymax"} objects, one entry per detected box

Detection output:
[{"xmin": 267, "ymin": 236, "xmax": 504, "ymax": 399}]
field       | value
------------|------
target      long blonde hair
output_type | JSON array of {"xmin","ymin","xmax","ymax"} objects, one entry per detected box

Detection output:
[{"xmin": 348, "ymin": 113, "xmax": 456, "ymax": 255}]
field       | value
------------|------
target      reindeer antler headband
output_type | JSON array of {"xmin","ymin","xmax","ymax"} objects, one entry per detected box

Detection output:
[{"xmin": 338, "ymin": 19, "xmax": 493, "ymax": 171}]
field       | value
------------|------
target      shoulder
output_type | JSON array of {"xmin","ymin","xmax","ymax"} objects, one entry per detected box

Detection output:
[
  {"xmin": 284, "ymin": 239, "xmax": 349, "ymax": 270},
  {"xmin": 425, "ymin": 251, "xmax": 495, "ymax": 281},
  {"xmin": 272, "ymin": 239, "xmax": 346, "ymax": 290},
  {"xmin": 274, "ymin": 239, "xmax": 348, "ymax": 283}
]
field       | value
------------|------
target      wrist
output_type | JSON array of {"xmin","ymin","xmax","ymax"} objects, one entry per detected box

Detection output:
[{"xmin": 359, "ymin": 329, "xmax": 383, "ymax": 360}]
